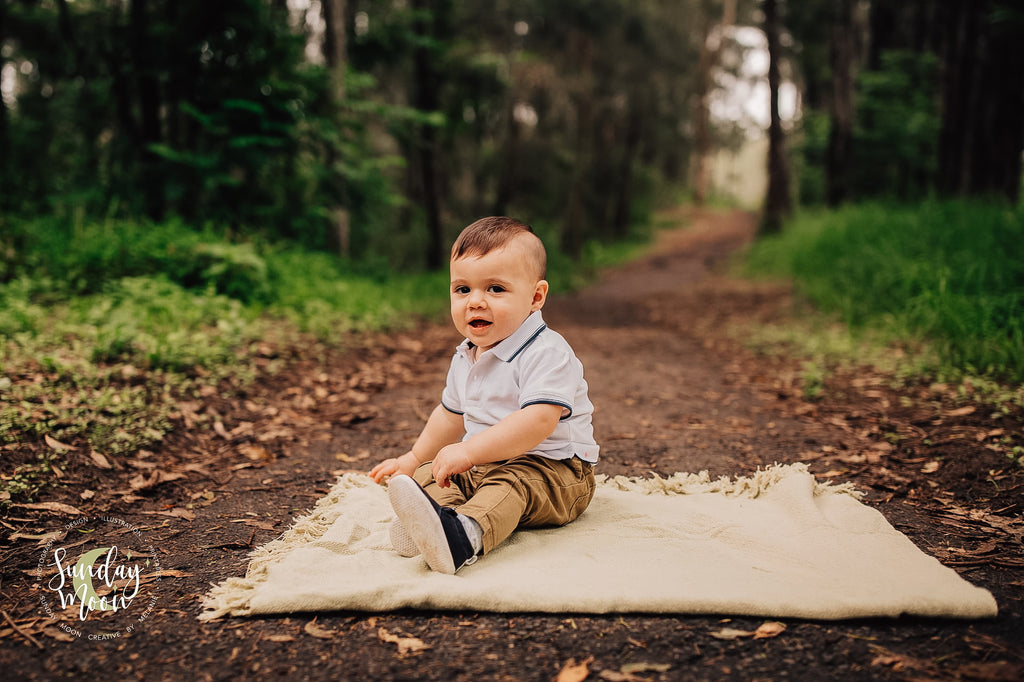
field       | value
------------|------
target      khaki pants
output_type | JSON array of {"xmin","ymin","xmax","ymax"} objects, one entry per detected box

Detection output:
[{"xmin": 413, "ymin": 455, "xmax": 596, "ymax": 554}]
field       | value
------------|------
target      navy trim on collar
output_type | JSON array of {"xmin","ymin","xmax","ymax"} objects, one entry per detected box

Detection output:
[
  {"xmin": 493, "ymin": 311, "xmax": 547, "ymax": 362},
  {"xmin": 505, "ymin": 324, "xmax": 546, "ymax": 362}
]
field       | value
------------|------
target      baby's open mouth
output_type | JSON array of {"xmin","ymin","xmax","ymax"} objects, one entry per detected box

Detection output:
[{"xmin": 469, "ymin": 319, "xmax": 492, "ymax": 328}]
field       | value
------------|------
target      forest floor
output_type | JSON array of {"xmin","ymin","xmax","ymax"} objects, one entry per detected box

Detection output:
[{"xmin": 2, "ymin": 207, "xmax": 1023, "ymax": 681}]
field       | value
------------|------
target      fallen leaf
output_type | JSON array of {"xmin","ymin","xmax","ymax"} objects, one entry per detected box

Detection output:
[
  {"xmin": 44, "ymin": 434, "xmax": 76, "ymax": 451},
  {"xmin": 753, "ymin": 621, "xmax": 786, "ymax": 639},
  {"xmin": 80, "ymin": 490, "xmax": 95, "ymax": 500},
  {"xmin": 333, "ymin": 450, "xmax": 370, "ymax": 462},
  {"xmin": 556, "ymin": 656, "xmax": 594, "ymax": 682},
  {"xmin": 377, "ymin": 627, "xmax": 431, "ymax": 656},
  {"xmin": 229, "ymin": 518, "xmax": 277, "ymax": 530},
  {"xmin": 42, "ymin": 625, "xmax": 76, "ymax": 642},
  {"xmin": 149, "ymin": 569, "xmax": 193, "ymax": 578},
  {"xmin": 871, "ymin": 653, "xmax": 910, "ymax": 671},
  {"xmin": 599, "ymin": 672, "xmax": 640, "ymax": 682},
  {"xmin": 89, "ymin": 450, "xmax": 112, "ymax": 469},
  {"xmin": 13, "ymin": 501, "xmax": 85, "ymax": 515},
  {"xmin": 137, "ymin": 508, "xmax": 196, "ymax": 520},
  {"xmin": 946, "ymin": 405, "xmax": 976, "ymax": 417},
  {"xmin": 304, "ymin": 618, "xmax": 335, "ymax": 639},
  {"xmin": 239, "ymin": 444, "xmax": 273, "ymax": 461},
  {"xmin": 8, "ymin": 530, "xmax": 66, "ymax": 544},
  {"xmin": 710, "ymin": 627, "xmax": 755, "ymax": 640},
  {"xmin": 621, "ymin": 662, "xmax": 672, "ymax": 673},
  {"xmin": 265, "ymin": 634, "xmax": 296, "ymax": 642},
  {"xmin": 129, "ymin": 469, "xmax": 185, "ymax": 492},
  {"xmin": 921, "ymin": 461, "xmax": 940, "ymax": 474}
]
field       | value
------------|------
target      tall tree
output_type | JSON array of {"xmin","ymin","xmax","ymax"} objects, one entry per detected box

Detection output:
[
  {"xmin": 0, "ymin": 0, "xmax": 9, "ymax": 192},
  {"xmin": 825, "ymin": 0, "xmax": 859, "ymax": 206},
  {"xmin": 409, "ymin": 0, "xmax": 446, "ymax": 270},
  {"xmin": 131, "ymin": 0, "xmax": 165, "ymax": 220},
  {"xmin": 936, "ymin": 0, "xmax": 1024, "ymax": 202},
  {"xmin": 323, "ymin": 0, "xmax": 352, "ymax": 257},
  {"xmin": 562, "ymin": 24, "xmax": 595, "ymax": 259},
  {"xmin": 761, "ymin": 0, "xmax": 791, "ymax": 233},
  {"xmin": 692, "ymin": 0, "xmax": 736, "ymax": 206}
]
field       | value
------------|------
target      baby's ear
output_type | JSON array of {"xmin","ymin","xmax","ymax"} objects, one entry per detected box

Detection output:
[{"xmin": 531, "ymin": 280, "xmax": 549, "ymax": 310}]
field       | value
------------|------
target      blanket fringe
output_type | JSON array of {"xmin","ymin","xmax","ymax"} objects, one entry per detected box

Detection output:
[
  {"xmin": 199, "ymin": 475, "xmax": 377, "ymax": 621},
  {"xmin": 598, "ymin": 462, "xmax": 863, "ymax": 500}
]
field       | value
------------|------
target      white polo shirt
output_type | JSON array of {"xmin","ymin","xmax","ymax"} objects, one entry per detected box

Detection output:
[{"xmin": 441, "ymin": 311, "xmax": 599, "ymax": 463}]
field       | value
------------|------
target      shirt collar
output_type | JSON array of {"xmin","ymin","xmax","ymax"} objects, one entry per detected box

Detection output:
[{"xmin": 458, "ymin": 310, "xmax": 547, "ymax": 363}]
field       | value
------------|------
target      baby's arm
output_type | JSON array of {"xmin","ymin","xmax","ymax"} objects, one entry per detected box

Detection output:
[
  {"xmin": 431, "ymin": 403, "xmax": 563, "ymax": 487},
  {"xmin": 369, "ymin": 404, "xmax": 465, "ymax": 484}
]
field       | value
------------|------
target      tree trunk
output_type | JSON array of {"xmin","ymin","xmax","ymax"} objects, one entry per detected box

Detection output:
[
  {"xmin": 612, "ymin": 94, "xmax": 643, "ymax": 238},
  {"xmin": 691, "ymin": 12, "xmax": 714, "ymax": 207},
  {"xmin": 934, "ymin": 0, "xmax": 1024, "ymax": 201},
  {"xmin": 826, "ymin": 0, "xmax": 857, "ymax": 206},
  {"xmin": 410, "ymin": 0, "xmax": 444, "ymax": 270},
  {"xmin": 562, "ymin": 28, "xmax": 594, "ymax": 260},
  {"xmin": 492, "ymin": 102, "xmax": 520, "ymax": 217},
  {"xmin": 761, "ymin": 0, "xmax": 792, "ymax": 234},
  {"xmin": 936, "ymin": 0, "xmax": 980, "ymax": 197},
  {"xmin": 0, "ymin": 0, "xmax": 9, "ymax": 191},
  {"xmin": 967, "ymin": 3, "xmax": 1024, "ymax": 202},
  {"xmin": 323, "ymin": 0, "xmax": 351, "ymax": 257},
  {"xmin": 131, "ymin": 0, "xmax": 165, "ymax": 220},
  {"xmin": 692, "ymin": 0, "xmax": 736, "ymax": 206}
]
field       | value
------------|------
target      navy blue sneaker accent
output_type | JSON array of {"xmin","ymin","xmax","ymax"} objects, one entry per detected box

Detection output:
[{"xmin": 387, "ymin": 475, "xmax": 478, "ymax": 575}]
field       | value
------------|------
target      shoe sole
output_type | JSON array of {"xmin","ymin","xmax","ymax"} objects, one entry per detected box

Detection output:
[
  {"xmin": 389, "ymin": 519, "xmax": 420, "ymax": 557},
  {"xmin": 388, "ymin": 475, "xmax": 457, "ymax": 575}
]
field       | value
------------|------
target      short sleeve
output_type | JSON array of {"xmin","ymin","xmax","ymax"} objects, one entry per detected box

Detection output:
[{"xmin": 516, "ymin": 342, "xmax": 581, "ymax": 418}]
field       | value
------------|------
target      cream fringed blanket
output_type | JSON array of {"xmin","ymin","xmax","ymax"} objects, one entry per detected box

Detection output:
[{"xmin": 199, "ymin": 464, "xmax": 997, "ymax": 621}]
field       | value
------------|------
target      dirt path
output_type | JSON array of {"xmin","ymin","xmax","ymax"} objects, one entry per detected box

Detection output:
[{"xmin": 3, "ymin": 208, "xmax": 1022, "ymax": 680}]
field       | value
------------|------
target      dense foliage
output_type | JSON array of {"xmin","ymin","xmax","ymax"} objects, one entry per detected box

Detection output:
[
  {"xmin": 786, "ymin": 0, "xmax": 1024, "ymax": 206},
  {"xmin": 0, "ymin": 0, "xmax": 700, "ymax": 267}
]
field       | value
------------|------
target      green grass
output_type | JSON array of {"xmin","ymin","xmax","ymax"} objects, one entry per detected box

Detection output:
[
  {"xmin": 0, "ymin": 217, "xmax": 452, "ymax": 501},
  {"xmin": 0, "ymin": 212, "xmax": 658, "ymax": 502},
  {"xmin": 743, "ymin": 199, "xmax": 1024, "ymax": 386}
]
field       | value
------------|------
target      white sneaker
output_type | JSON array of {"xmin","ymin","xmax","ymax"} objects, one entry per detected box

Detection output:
[{"xmin": 387, "ymin": 475, "xmax": 478, "ymax": 575}]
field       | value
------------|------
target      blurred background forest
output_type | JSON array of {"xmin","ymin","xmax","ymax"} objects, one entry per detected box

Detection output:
[
  {"xmin": 3, "ymin": 0, "xmax": 1020, "ymax": 265},
  {"xmin": 1, "ymin": 1, "xmax": 1023, "ymax": 483}
]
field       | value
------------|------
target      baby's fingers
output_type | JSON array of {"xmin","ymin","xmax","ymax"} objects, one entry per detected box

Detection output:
[
  {"xmin": 430, "ymin": 462, "xmax": 449, "ymax": 488},
  {"xmin": 369, "ymin": 459, "xmax": 396, "ymax": 483}
]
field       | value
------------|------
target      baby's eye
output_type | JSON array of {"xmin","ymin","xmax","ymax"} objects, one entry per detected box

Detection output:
[
  {"xmin": 453, "ymin": 285, "xmax": 470, "ymax": 295},
  {"xmin": 487, "ymin": 284, "xmax": 506, "ymax": 294}
]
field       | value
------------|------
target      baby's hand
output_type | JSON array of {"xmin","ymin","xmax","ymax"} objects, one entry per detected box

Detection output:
[
  {"xmin": 369, "ymin": 451, "xmax": 418, "ymax": 484},
  {"xmin": 431, "ymin": 443, "xmax": 474, "ymax": 488}
]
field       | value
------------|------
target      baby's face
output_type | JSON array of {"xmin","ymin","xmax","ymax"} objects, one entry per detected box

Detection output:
[{"xmin": 449, "ymin": 237, "xmax": 547, "ymax": 353}]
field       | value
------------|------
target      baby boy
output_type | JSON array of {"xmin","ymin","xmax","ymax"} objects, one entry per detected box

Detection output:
[{"xmin": 369, "ymin": 216, "xmax": 599, "ymax": 574}]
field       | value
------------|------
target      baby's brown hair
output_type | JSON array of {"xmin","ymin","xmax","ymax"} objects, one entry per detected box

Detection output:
[{"xmin": 450, "ymin": 216, "xmax": 547, "ymax": 280}]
